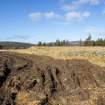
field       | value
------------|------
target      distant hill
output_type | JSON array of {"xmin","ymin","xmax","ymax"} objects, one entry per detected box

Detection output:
[
  {"xmin": 68, "ymin": 41, "xmax": 84, "ymax": 46},
  {"xmin": 0, "ymin": 41, "xmax": 34, "ymax": 49}
]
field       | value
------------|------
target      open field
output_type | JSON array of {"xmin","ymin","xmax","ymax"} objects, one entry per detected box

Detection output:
[{"xmin": 6, "ymin": 46, "xmax": 105, "ymax": 67}]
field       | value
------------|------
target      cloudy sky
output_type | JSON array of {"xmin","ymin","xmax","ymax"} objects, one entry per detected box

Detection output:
[{"xmin": 0, "ymin": 0, "xmax": 105, "ymax": 43}]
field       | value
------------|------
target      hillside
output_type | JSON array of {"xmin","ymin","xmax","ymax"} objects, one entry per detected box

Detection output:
[{"xmin": 0, "ymin": 42, "xmax": 34, "ymax": 49}]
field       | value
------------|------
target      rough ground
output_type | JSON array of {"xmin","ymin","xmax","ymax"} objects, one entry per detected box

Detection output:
[{"xmin": 0, "ymin": 52, "xmax": 105, "ymax": 105}]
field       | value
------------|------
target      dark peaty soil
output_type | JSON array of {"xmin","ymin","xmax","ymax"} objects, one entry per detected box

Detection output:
[{"xmin": 0, "ymin": 52, "xmax": 105, "ymax": 105}]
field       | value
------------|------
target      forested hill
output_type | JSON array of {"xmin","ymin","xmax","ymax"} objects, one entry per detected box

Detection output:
[{"xmin": 0, "ymin": 41, "xmax": 34, "ymax": 49}]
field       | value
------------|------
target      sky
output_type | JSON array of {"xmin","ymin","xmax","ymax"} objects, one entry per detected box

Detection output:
[{"xmin": 0, "ymin": 0, "xmax": 105, "ymax": 43}]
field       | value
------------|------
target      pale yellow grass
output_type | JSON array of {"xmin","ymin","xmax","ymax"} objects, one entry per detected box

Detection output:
[
  {"xmin": 7, "ymin": 46, "xmax": 105, "ymax": 67},
  {"xmin": 16, "ymin": 91, "xmax": 39, "ymax": 105}
]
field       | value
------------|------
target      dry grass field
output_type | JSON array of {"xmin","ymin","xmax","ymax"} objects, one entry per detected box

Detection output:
[{"xmin": 7, "ymin": 46, "xmax": 105, "ymax": 67}]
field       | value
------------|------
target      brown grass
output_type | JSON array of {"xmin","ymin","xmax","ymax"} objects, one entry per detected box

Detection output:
[
  {"xmin": 16, "ymin": 91, "xmax": 39, "ymax": 105},
  {"xmin": 4, "ymin": 46, "xmax": 105, "ymax": 67}
]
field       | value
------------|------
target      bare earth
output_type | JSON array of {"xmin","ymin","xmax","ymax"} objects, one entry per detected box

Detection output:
[{"xmin": 0, "ymin": 51, "xmax": 105, "ymax": 105}]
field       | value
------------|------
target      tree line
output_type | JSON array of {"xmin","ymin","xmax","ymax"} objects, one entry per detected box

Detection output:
[
  {"xmin": 37, "ymin": 35, "xmax": 105, "ymax": 46},
  {"xmin": 84, "ymin": 35, "xmax": 105, "ymax": 46},
  {"xmin": 37, "ymin": 39, "xmax": 71, "ymax": 46}
]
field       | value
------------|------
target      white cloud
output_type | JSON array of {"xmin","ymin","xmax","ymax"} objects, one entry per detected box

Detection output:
[
  {"xmin": 90, "ymin": 0, "xmax": 100, "ymax": 5},
  {"xmin": 82, "ymin": 11, "xmax": 91, "ymax": 17},
  {"xmin": 85, "ymin": 26, "xmax": 97, "ymax": 33},
  {"xmin": 65, "ymin": 11, "xmax": 81, "ymax": 21},
  {"xmin": 29, "ymin": 12, "xmax": 42, "ymax": 21},
  {"xmin": 63, "ymin": 0, "xmax": 100, "ymax": 10},
  {"xmin": 85, "ymin": 26, "xmax": 105, "ymax": 37},
  {"xmin": 44, "ymin": 12, "xmax": 60, "ymax": 19},
  {"xmin": 65, "ymin": 11, "xmax": 91, "ymax": 21},
  {"xmin": 29, "ymin": 11, "xmax": 59, "ymax": 21},
  {"xmin": 29, "ymin": 10, "xmax": 90, "ymax": 22}
]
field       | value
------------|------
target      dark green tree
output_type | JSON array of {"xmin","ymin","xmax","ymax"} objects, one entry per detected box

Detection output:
[
  {"xmin": 37, "ymin": 41, "xmax": 42, "ymax": 46},
  {"xmin": 84, "ymin": 34, "xmax": 93, "ymax": 46},
  {"xmin": 0, "ymin": 45, "xmax": 2, "ymax": 49}
]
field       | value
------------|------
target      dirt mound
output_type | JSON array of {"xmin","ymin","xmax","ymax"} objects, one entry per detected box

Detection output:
[{"xmin": 0, "ymin": 52, "xmax": 105, "ymax": 105}]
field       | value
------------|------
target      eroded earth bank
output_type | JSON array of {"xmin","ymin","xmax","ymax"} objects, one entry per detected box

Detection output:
[{"xmin": 0, "ymin": 52, "xmax": 105, "ymax": 105}]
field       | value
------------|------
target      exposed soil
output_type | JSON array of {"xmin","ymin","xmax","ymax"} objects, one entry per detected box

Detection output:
[{"xmin": 0, "ymin": 52, "xmax": 105, "ymax": 105}]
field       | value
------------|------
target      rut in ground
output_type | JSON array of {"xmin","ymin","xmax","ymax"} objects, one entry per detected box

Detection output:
[{"xmin": 0, "ymin": 52, "xmax": 105, "ymax": 105}]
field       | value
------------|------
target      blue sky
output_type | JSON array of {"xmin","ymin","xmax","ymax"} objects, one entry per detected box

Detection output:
[{"xmin": 0, "ymin": 0, "xmax": 105, "ymax": 43}]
